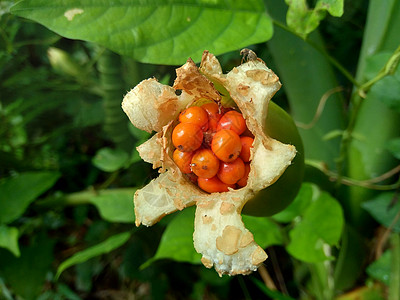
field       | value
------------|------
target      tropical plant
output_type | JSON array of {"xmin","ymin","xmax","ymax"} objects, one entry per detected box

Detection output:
[{"xmin": 0, "ymin": 0, "xmax": 399, "ymax": 299}]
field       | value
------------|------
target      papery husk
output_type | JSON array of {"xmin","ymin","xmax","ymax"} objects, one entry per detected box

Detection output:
[{"xmin": 122, "ymin": 51, "xmax": 296, "ymax": 276}]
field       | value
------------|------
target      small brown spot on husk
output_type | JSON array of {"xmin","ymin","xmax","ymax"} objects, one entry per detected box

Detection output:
[
  {"xmin": 220, "ymin": 202, "xmax": 235, "ymax": 215},
  {"xmin": 251, "ymin": 246, "xmax": 268, "ymax": 266},
  {"xmin": 216, "ymin": 225, "xmax": 242, "ymax": 255},
  {"xmin": 201, "ymin": 257, "xmax": 213, "ymax": 268},
  {"xmin": 239, "ymin": 231, "xmax": 254, "ymax": 248},
  {"xmin": 202, "ymin": 215, "xmax": 213, "ymax": 224}
]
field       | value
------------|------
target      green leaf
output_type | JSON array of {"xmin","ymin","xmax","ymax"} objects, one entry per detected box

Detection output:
[
  {"xmin": 0, "ymin": 234, "xmax": 55, "ymax": 300},
  {"xmin": 364, "ymin": 51, "xmax": 400, "ymax": 113},
  {"xmin": 355, "ymin": 0, "xmax": 400, "ymax": 79},
  {"xmin": 0, "ymin": 225, "xmax": 20, "ymax": 257},
  {"xmin": 266, "ymin": 0, "xmax": 345, "ymax": 170},
  {"xmin": 56, "ymin": 283, "xmax": 82, "ymax": 300},
  {"xmin": 272, "ymin": 183, "xmax": 314, "ymax": 223},
  {"xmin": 389, "ymin": 233, "xmax": 400, "ymax": 300},
  {"xmin": 89, "ymin": 191, "xmax": 135, "ymax": 223},
  {"xmin": 363, "ymin": 52, "xmax": 393, "ymax": 80},
  {"xmin": 334, "ymin": 225, "xmax": 367, "ymax": 291},
  {"xmin": 142, "ymin": 207, "xmax": 201, "ymax": 268},
  {"xmin": 242, "ymin": 216, "xmax": 283, "ymax": 248},
  {"xmin": 92, "ymin": 147, "xmax": 129, "ymax": 172},
  {"xmin": 362, "ymin": 192, "xmax": 400, "ymax": 232},
  {"xmin": 369, "ymin": 73, "xmax": 400, "ymax": 113},
  {"xmin": 285, "ymin": 0, "xmax": 344, "ymax": 38},
  {"xmin": 367, "ymin": 250, "xmax": 392, "ymax": 285},
  {"xmin": 11, "ymin": 0, "xmax": 273, "ymax": 65},
  {"xmin": 286, "ymin": 187, "xmax": 344, "ymax": 262},
  {"xmin": 56, "ymin": 231, "xmax": 131, "ymax": 279},
  {"xmin": 0, "ymin": 172, "xmax": 60, "ymax": 224},
  {"xmin": 387, "ymin": 138, "xmax": 400, "ymax": 159},
  {"xmin": 128, "ymin": 125, "xmax": 151, "ymax": 144},
  {"xmin": 346, "ymin": 1, "xmax": 400, "ymax": 230},
  {"xmin": 252, "ymin": 277, "xmax": 295, "ymax": 300}
]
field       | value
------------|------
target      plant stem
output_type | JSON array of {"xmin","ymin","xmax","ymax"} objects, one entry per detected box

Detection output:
[
  {"xmin": 97, "ymin": 48, "xmax": 135, "ymax": 152},
  {"xmin": 307, "ymin": 160, "xmax": 400, "ymax": 190},
  {"xmin": 358, "ymin": 44, "xmax": 400, "ymax": 98},
  {"xmin": 336, "ymin": 45, "xmax": 400, "ymax": 183},
  {"xmin": 389, "ymin": 233, "xmax": 400, "ymax": 300},
  {"xmin": 36, "ymin": 188, "xmax": 136, "ymax": 208}
]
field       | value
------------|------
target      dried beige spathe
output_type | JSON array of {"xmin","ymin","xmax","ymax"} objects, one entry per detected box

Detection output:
[{"xmin": 122, "ymin": 50, "xmax": 296, "ymax": 276}]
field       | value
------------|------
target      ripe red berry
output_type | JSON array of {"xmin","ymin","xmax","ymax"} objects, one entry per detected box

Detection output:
[
  {"xmin": 211, "ymin": 129, "xmax": 242, "ymax": 162},
  {"xmin": 237, "ymin": 163, "xmax": 251, "ymax": 187},
  {"xmin": 217, "ymin": 157, "xmax": 245, "ymax": 185},
  {"xmin": 179, "ymin": 106, "xmax": 209, "ymax": 131},
  {"xmin": 191, "ymin": 149, "xmax": 220, "ymax": 178},
  {"xmin": 217, "ymin": 111, "xmax": 247, "ymax": 135},
  {"xmin": 240, "ymin": 136, "xmax": 254, "ymax": 163},
  {"xmin": 197, "ymin": 176, "xmax": 235, "ymax": 193},
  {"xmin": 201, "ymin": 102, "xmax": 222, "ymax": 132},
  {"xmin": 173, "ymin": 149, "xmax": 194, "ymax": 174},
  {"xmin": 172, "ymin": 122, "xmax": 203, "ymax": 152}
]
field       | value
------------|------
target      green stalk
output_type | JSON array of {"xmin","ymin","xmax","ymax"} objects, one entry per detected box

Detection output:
[
  {"xmin": 344, "ymin": 0, "xmax": 400, "ymax": 230},
  {"xmin": 389, "ymin": 233, "xmax": 400, "ymax": 300},
  {"xmin": 308, "ymin": 259, "xmax": 334, "ymax": 300},
  {"xmin": 97, "ymin": 48, "xmax": 135, "ymax": 152},
  {"xmin": 36, "ymin": 188, "xmax": 136, "ymax": 208}
]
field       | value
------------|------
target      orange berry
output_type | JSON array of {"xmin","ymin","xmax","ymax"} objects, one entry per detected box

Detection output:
[
  {"xmin": 197, "ymin": 176, "xmax": 235, "ymax": 193},
  {"xmin": 201, "ymin": 102, "xmax": 222, "ymax": 131},
  {"xmin": 191, "ymin": 149, "xmax": 220, "ymax": 178},
  {"xmin": 237, "ymin": 163, "xmax": 250, "ymax": 187},
  {"xmin": 217, "ymin": 157, "xmax": 245, "ymax": 185},
  {"xmin": 173, "ymin": 149, "xmax": 194, "ymax": 174},
  {"xmin": 211, "ymin": 129, "xmax": 242, "ymax": 162},
  {"xmin": 217, "ymin": 111, "xmax": 247, "ymax": 135},
  {"xmin": 240, "ymin": 136, "xmax": 254, "ymax": 163},
  {"xmin": 179, "ymin": 106, "xmax": 208, "ymax": 131},
  {"xmin": 172, "ymin": 122, "xmax": 203, "ymax": 152}
]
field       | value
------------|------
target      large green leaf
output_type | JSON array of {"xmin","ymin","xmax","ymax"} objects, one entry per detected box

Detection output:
[
  {"xmin": 144, "ymin": 206, "xmax": 284, "ymax": 268},
  {"xmin": 387, "ymin": 138, "xmax": 400, "ymax": 159},
  {"xmin": 362, "ymin": 192, "xmax": 400, "ymax": 232},
  {"xmin": 242, "ymin": 215, "xmax": 283, "ymax": 248},
  {"xmin": 92, "ymin": 147, "xmax": 130, "ymax": 172},
  {"xmin": 0, "ymin": 225, "xmax": 20, "ymax": 257},
  {"xmin": 368, "ymin": 58, "xmax": 400, "ymax": 113},
  {"xmin": 56, "ymin": 231, "xmax": 131, "ymax": 279},
  {"xmin": 367, "ymin": 250, "xmax": 392, "ymax": 285},
  {"xmin": 0, "ymin": 172, "xmax": 60, "ymax": 224},
  {"xmin": 272, "ymin": 183, "xmax": 314, "ymax": 223},
  {"xmin": 0, "ymin": 234, "xmax": 55, "ymax": 300},
  {"xmin": 252, "ymin": 277, "xmax": 296, "ymax": 300},
  {"xmin": 89, "ymin": 191, "xmax": 135, "ymax": 223},
  {"xmin": 333, "ymin": 225, "xmax": 367, "ymax": 291},
  {"xmin": 142, "ymin": 207, "xmax": 201, "ymax": 268},
  {"xmin": 265, "ymin": 0, "xmax": 345, "ymax": 170},
  {"xmin": 346, "ymin": 52, "xmax": 400, "ymax": 228},
  {"xmin": 354, "ymin": 0, "xmax": 400, "ymax": 79},
  {"xmin": 346, "ymin": 0, "xmax": 400, "ymax": 229},
  {"xmin": 286, "ymin": 187, "xmax": 344, "ymax": 262},
  {"xmin": 11, "ymin": 0, "xmax": 273, "ymax": 65}
]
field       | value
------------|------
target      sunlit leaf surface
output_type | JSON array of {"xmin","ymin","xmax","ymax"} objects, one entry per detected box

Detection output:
[{"xmin": 11, "ymin": 0, "xmax": 273, "ymax": 65}]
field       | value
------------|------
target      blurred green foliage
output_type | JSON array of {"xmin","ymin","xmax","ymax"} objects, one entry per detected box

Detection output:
[{"xmin": 1, "ymin": 0, "xmax": 400, "ymax": 299}]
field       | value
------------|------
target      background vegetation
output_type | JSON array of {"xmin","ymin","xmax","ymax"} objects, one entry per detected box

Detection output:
[{"xmin": 1, "ymin": 0, "xmax": 399, "ymax": 299}]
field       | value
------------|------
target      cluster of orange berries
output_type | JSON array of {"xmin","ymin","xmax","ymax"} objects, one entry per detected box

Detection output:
[{"xmin": 172, "ymin": 102, "xmax": 254, "ymax": 193}]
